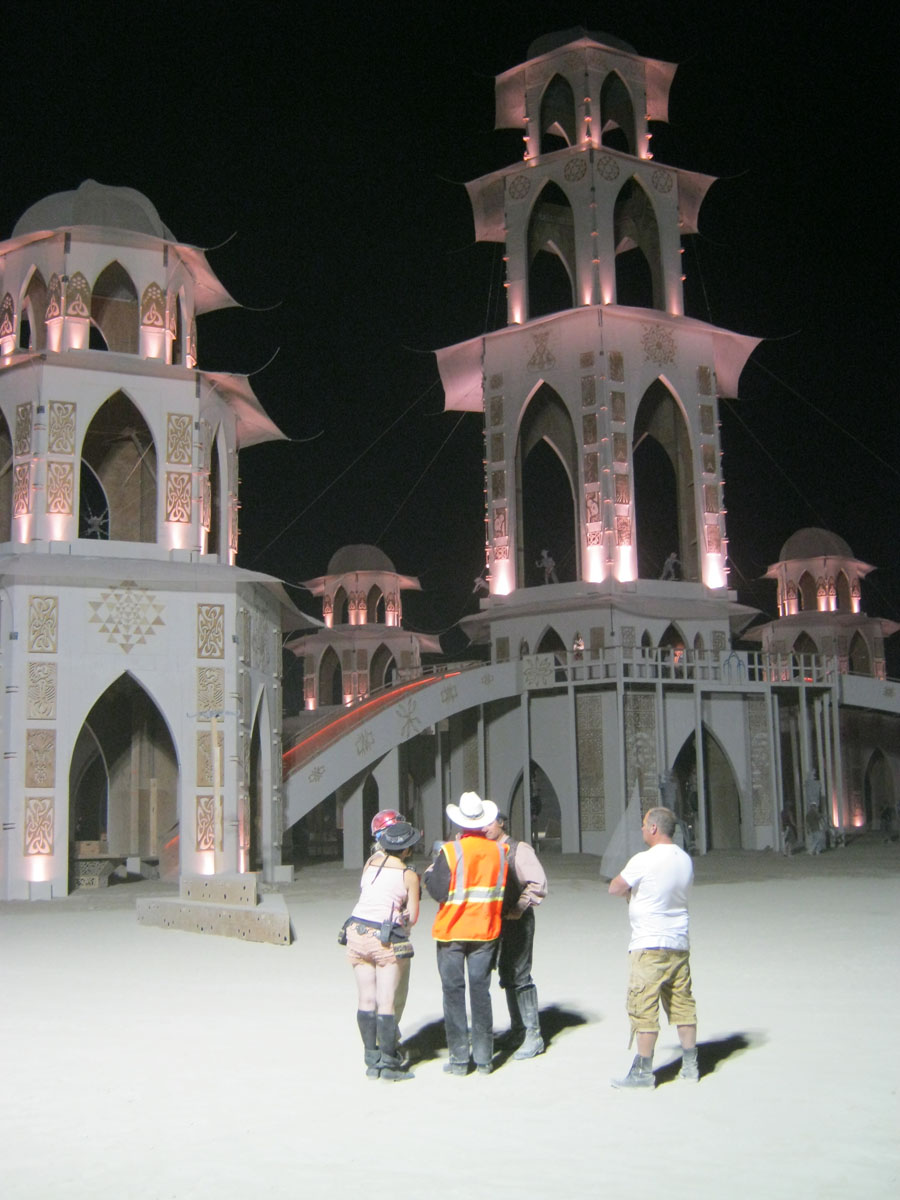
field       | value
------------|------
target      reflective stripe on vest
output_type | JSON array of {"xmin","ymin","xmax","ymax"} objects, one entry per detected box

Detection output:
[{"xmin": 431, "ymin": 835, "xmax": 508, "ymax": 942}]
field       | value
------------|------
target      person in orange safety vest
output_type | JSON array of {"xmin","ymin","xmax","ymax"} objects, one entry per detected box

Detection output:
[{"xmin": 424, "ymin": 791, "xmax": 509, "ymax": 1075}]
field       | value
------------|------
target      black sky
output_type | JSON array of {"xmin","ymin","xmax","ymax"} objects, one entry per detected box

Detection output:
[{"xmin": 3, "ymin": 2, "xmax": 897, "ymax": 664}]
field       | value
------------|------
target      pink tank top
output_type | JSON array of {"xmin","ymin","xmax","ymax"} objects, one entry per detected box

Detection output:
[{"xmin": 352, "ymin": 855, "xmax": 410, "ymax": 924}]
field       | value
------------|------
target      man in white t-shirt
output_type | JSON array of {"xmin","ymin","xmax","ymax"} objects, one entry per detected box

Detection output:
[{"xmin": 608, "ymin": 806, "xmax": 699, "ymax": 1088}]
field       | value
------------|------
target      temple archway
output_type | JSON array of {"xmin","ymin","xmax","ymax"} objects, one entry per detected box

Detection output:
[
  {"xmin": 614, "ymin": 178, "xmax": 662, "ymax": 309},
  {"xmin": 600, "ymin": 71, "xmax": 636, "ymax": 155},
  {"xmin": 318, "ymin": 646, "xmax": 343, "ymax": 706},
  {"xmin": 527, "ymin": 182, "xmax": 575, "ymax": 318},
  {"xmin": 516, "ymin": 383, "xmax": 578, "ymax": 586},
  {"xmin": 673, "ymin": 727, "xmax": 742, "ymax": 850},
  {"xmin": 508, "ymin": 761, "xmax": 561, "ymax": 850},
  {"xmin": 633, "ymin": 381, "xmax": 697, "ymax": 581},
  {"xmin": 80, "ymin": 391, "xmax": 157, "ymax": 543},
  {"xmin": 538, "ymin": 73, "xmax": 576, "ymax": 152},
  {"xmin": 0, "ymin": 409, "xmax": 11, "ymax": 542},
  {"xmin": 91, "ymin": 261, "xmax": 139, "ymax": 353}
]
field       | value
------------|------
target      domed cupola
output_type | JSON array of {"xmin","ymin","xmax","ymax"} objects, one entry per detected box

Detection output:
[{"xmin": 765, "ymin": 527, "xmax": 872, "ymax": 616}]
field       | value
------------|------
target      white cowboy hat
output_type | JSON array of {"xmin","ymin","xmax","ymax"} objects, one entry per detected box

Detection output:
[{"xmin": 445, "ymin": 791, "xmax": 499, "ymax": 830}]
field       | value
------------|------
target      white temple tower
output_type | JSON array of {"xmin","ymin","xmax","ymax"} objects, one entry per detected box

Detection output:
[{"xmin": 0, "ymin": 181, "xmax": 296, "ymax": 898}]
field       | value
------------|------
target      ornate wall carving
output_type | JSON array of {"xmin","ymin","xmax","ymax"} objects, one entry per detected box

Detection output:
[
  {"xmin": 24, "ymin": 797, "xmax": 54, "ymax": 856},
  {"xmin": 165, "ymin": 471, "xmax": 192, "ymax": 522},
  {"xmin": 28, "ymin": 595, "xmax": 58, "ymax": 653},
  {"xmin": 46, "ymin": 461, "xmax": 74, "ymax": 514},
  {"xmin": 197, "ymin": 604, "xmax": 225, "ymax": 658},
  {"xmin": 26, "ymin": 730, "xmax": 56, "ymax": 787},
  {"xmin": 27, "ymin": 663, "xmax": 57, "ymax": 719},
  {"xmin": 88, "ymin": 582, "xmax": 165, "ymax": 653},
  {"xmin": 48, "ymin": 401, "xmax": 76, "ymax": 454},
  {"xmin": 197, "ymin": 667, "xmax": 225, "ymax": 715},
  {"xmin": 195, "ymin": 795, "xmax": 221, "ymax": 852},
  {"xmin": 576, "ymin": 693, "xmax": 605, "ymax": 831},
  {"xmin": 624, "ymin": 692, "xmax": 658, "ymax": 812},
  {"xmin": 747, "ymin": 696, "xmax": 771, "ymax": 826},
  {"xmin": 197, "ymin": 729, "xmax": 225, "ymax": 787},
  {"xmin": 13, "ymin": 463, "xmax": 31, "ymax": 515},
  {"xmin": 14, "ymin": 402, "xmax": 33, "ymax": 456},
  {"xmin": 166, "ymin": 413, "xmax": 193, "ymax": 464}
]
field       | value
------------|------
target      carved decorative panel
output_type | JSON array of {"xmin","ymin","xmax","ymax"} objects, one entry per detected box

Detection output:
[
  {"xmin": 195, "ymin": 795, "xmax": 222, "ymax": 852},
  {"xmin": 580, "ymin": 352, "xmax": 595, "ymax": 369},
  {"xmin": 587, "ymin": 528, "xmax": 602, "ymax": 545},
  {"xmin": 697, "ymin": 365, "xmax": 713, "ymax": 395},
  {"xmin": 610, "ymin": 391, "xmax": 626, "ymax": 423},
  {"xmin": 492, "ymin": 507, "xmax": 507, "ymax": 539},
  {"xmin": 166, "ymin": 471, "xmax": 192, "ymax": 522},
  {"xmin": 201, "ymin": 475, "xmax": 211, "ymax": 531},
  {"xmin": 641, "ymin": 324, "xmax": 676, "ymax": 365},
  {"xmin": 700, "ymin": 405, "xmax": 714, "ymax": 435},
  {"xmin": 197, "ymin": 730, "xmax": 225, "ymax": 787},
  {"xmin": 65, "ymin": 272, "xmax": 91, "ymax": 317},
  {"xmin": 747, "ymin": 697, "xmax": 771, "ymax": 825},
  {"xmin": 564, "ymin": 156, "xmax": 587, "ymax": 182},
  {"xmin": 26, "ymin": 730, "xmax": 56, "ymax": 787},
  {"xmin": 491, "ymin": 470, "xmax": 506, "ymax": 500},
  {"xmin": 46, "ymin": 274, "xmax": 62, "ymax": 320},
  {"xmin": 27, "ymin": 663, "xmax": 57, "ymax": 719},
  {"xmin": 48, "ymin": 401, "xmax": 76, "ymax": 454},
  {"xmin": 625, "ymin": 692, "xmax": 658, "ymax": 812},
  {"xmin": 24, "ymin": 797, "xmax": 54, "ymax": 856},
  {"xmin": 712, "ymin": 631, "xmax": 727, "ymax": 653},
  {"xmin": 703, "ymin": 484, "xmax": 719, "ymax": 514},
  {"xmin": 615, "ymin": 473, "xmax": 630, "ymax": 505},
  {"xmin": 585, "ymin": 491, "xmax": 600, "ymax": 524},
  {"xmin": 527, "ymin": 329, "xmax": 556, "ymax": 370},
  {"xmin": 608, "ymin": 352, "xmax": 624, "ymax": 382},
  {"xmin": 581, "ymin": 376, "xmax": 596, "ymax": 407},
  {"xmin": 616, "ymin": 516, "xmax": 631, "ymax": 545},
  {"xmin": 490, "ymin": 433, "xmax": 504, "ymax": 462},
  {"xmin": 166, "ymin": 413, "xmax": 193, "ymax": 464},
  {"xmin": 651, "ymin": 168, "xmax": 674, "ymax": 193},
  {"xmin": 706, "ymin": 525, "xmax": 722, "ymax": 553},
  {"xmin": 141, "ymin": 282, "xmax": 166, "ymax": 327},
  {"xmin": 494, "ymin": 545, "xmax": 509, "ymax": 560},
  {"xmin": 28, "ymin": 595, "xmax": 58, "ymax": 653},
  {"xmin": 14, "ymin": 403, "xmax": 33, "ymax": 456},
  {"xmin": 583, "ymin": 452, "xmax": 599, "ymax": 484},
  {"xmin": 489, "ymin": 397, "xmax": 504, "ymax": 427},
  {"xmin": 489, "ymin": 373, "xmax": 503, "ymax": 390},
  {"xmin": 582, "ymin": 414, "xmax": 598, "ymax": 445},
  {"xmin": 508, "ymin": 173, "xmax": 531, "ymax": 201},
  {"xmin": 197, "ymin": 604, "xmax": 225, "ymax": 658},
  {"xmin": 613, "ymin": 433, "xmax": 627, "ymax": 462},
  {"xmin": 701, "ymin": 443, "xmax": 716, "ymax": 474},
  {"xmin": 0, "ymin": 291, "xmax": 14, "ymax": 338},
  {"xmin": 88, "ymin": 582, "xmax": 165, "ymax": 653},
  {"xmin": 596, "ymin": 154, "xmax": 621, "ymax": 182},
  {"xmin": 13, "ymin": 463, "xmax": 31, "ymax": 515},
  {"xmin": 46, "ymin": 461, "xmax": 74, "ymax": 514},
  {"xmin": 576, "ymin": 693, "xmax": 605, "ymax": 831},
  {"xmin": 197, "ymin": 667, "xmax": 225, "ymax": 715}
]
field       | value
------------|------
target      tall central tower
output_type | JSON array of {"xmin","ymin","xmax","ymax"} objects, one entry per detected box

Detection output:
[{"xmin": 438, "ymin": 29, "xmax": 759, "ymax": 663}]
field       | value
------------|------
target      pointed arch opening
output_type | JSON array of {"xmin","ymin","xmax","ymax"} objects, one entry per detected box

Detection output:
[
  {"xmin": 797, "ymin": 572, "xmax": 817, "ymax": 612},
  {"xmin": 539, "ymin": 73, "xmax": 576, "ymax": 153},
  {"xmin": 172, "ymin": 293, "xmax": 185, "ymax": 365},
  {"xmin": 0, "ymin": 409, "xmax": 11, "ymax": 542},
  {"xmin": 659, "ymin": 623, "xmax": 686, "ymax": 660},
  {"xmin": 206, "ymin": 429, "xmax": 224, "ymax": 557},
  {"xmin": 366, "ymin": 585, "xmax": 385, "ymax": 625},
  {"xmin": 633, "ymin": 381, "xmax": 697, "ymax": 580},
  {"xmin": 20, "ymin": 268, "xmax": 48, "ymax": 350},
  {"xmin": 332, "ymin": 587, "xmax": 349, "ymax": 626},
  {"xmin": 247, "ymin": 696, "xmax": 268, "ymax": 873},
  {"xmin": 362, "ymin": 774, "xmax": 380, "ymax": 848},
  {"xmin": 673, "ymin": 726, "xmax": 742, "ymax": 851},
  {"xmin": 69, "ymin": 673, "xmax": 179, "ymax": 888},
  {"xmin": 318, "ymin": 646, "xmax": 343, "ymax": 706},
  {"xmin": 614, "ymin": 178, "xmax": 662, "ymax": 309},
  {"xmin": 527, "ymin": 181, "xmax": 575, "ymax": 319},
  {"xmin": 864, "ymin": 749, "xmax": 894, "ymax": 830},
  {"xmin": 91, "ymin": 262, "xmax": 139, "ymax": 353},
  {"xmin": 848, "ymin": 631, "xmax": 871, "ymax": 675},
  {"xmin": 80, "ymin": 391, "xmax": 157, "ymax": 543},
  {"xmin": 370, "ymin": 642, "xmax": 396, "ymax": 692},
  {"xmin": 600, "ymin": 72, "xmax": 637, "ymax": 155},
  {"xmin": 836, "ymin": 570, "xmax": 852, "ymax": 611},
  {"xmin": 508, "ymin": 761, "xmax": 561, "ymax": 851},
  {"xmin": 516, "ymin": 383, "xmax": 578, "ymax": 587}
]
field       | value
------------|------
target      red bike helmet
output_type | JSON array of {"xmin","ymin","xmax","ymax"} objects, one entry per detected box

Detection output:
[{"xmin": 370, "ymin": 809, "xmax": 404, "ymax": 836}]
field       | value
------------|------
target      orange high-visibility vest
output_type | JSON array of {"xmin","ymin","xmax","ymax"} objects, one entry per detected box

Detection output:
[{"xmin": 431, "ymin": 835, "xmax": 508, "ymax": 942}]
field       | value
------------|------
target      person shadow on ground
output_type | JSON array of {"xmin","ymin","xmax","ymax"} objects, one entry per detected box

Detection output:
[
  {"xmin": 651, "ymin": 1032, "xmax": 763, "ymax": 1085},
  {"xmin": 401, "ymin": 1004, "xmax": 589, "ymax": 1068}
]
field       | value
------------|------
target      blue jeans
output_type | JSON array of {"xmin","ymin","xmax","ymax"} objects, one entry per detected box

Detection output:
[
  {"xmin": 498, "ymin": 908, "xmax": 536, "ymax": 991},
  {"xmin": 436, "ymin": 940, "xmax": 497, "ymax": 1067}
]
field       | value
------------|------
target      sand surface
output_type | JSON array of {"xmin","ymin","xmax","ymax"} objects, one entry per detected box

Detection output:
[{"xmin": 2, "ymin": 839, "xmax": 897, "ymax": 1199}]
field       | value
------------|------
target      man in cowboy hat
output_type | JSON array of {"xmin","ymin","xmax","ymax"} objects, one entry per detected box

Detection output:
[{"xmin": 424, "ymin": 791, "xmax": 509, "ymax": 1075}]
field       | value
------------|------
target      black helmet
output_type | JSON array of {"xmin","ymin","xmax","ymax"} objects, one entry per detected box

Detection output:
[{"xmin": 376, "ymin": 821, "xmax": 421, "ymax": 852}]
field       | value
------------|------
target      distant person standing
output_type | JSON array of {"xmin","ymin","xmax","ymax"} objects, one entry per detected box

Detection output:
[
  {"xmin": 608, "ymin": 806, "xmax": 698, "ymax": 1088},
  {"xmin": 424, "ymin": 792, "xmax": 509, "ymax": 1075},
  {"xmin": 805, "ymin": 802, "xmax": 826, "ymax": 855},
  {"xmin": 484, "ymin": 811, "xmax": 548, "ymax": 1059}
]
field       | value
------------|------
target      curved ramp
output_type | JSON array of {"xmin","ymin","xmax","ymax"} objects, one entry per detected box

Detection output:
[{"xmin": 282, "ymin": 660, "xmax": 520, "ymax": 827}]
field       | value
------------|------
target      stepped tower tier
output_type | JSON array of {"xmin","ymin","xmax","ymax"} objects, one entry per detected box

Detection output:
[{"xmin": 436, "ymin": 29, "xmax": 760, "ymax": 663}]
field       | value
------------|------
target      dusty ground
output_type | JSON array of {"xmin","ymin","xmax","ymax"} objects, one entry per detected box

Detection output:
[{"xmin": 2, "ymin": 837, "xmax": 897, "ymax": 1199}]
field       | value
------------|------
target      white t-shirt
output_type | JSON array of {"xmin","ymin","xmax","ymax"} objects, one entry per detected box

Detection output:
[{"xmin": 620, "ymin": 842, "xmax": 693, "ymax": 951}]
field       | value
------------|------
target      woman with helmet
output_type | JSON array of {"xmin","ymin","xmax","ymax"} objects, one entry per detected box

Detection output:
[{"xmin": 346, "ymin": 818, "xmax": 421, "ymax": 1081}]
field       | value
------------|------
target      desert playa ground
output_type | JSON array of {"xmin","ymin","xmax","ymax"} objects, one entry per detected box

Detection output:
[{"xmin": 2, "ymin": 838, "xmax": 897, "ymax": 1199}]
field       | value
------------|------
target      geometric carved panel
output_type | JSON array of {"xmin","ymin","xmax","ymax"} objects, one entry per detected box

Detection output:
[
  {"xmin": 26, "ymin": 729, "xmax": 56, "ymax": 787},
  {"xmin": 48, "ymin": 402, "xmax": 76, "ymax": 454},
  {"xmin": 197, "ymin": 729, "xmax": 225, "ymax": 787},
  {"xmin": 165, "ymin": 471, "xmax": 192, "ymax": 522},
  {"xmin": 576, "ymin": 692, "xmax": 605, "ymax": 831},
  {"xmin": 46, "ymin": 461, "xmax": 74, "ymax": 514},
  {"xmin": 88, "ymin": 582, "xmax": 165, "ymax": 653},
  {"xmin": 700, "ymin": 405, "xmax": 715, "ymax": 435},
  {"xmin": 195, "ymin": 795, "xmax": 222, "ymax": 852},
  {"xmin": 15, "ymin": 402, "xmax": 33, "ymax": 457},
  {"xmin": 14, "ymin": 463, "xmax": 31, "ymax": 516},
  {"xmin": 624, "ymin": 692, "xmax": 658, "ymax": 814},
  {"xmin": 166, "ymin": 413, "xmax": 193, "ymax": 465},
  {"xmin": 24, "ymin": 797, "xmax": 54, "ymax": 856},
  {"xmin": 197, "ymin": 604, "xmax": 225, "ymax": 658},
  {"xmin": 747, "ymin": 696, "xmax": 771, "ymax": 826},
  {"xmin": 28, "ymin": 595, "xmax": 58, "ymax": 653},
  {"xmin": 27, "ymin": 662, "xmax": 57, "ymax": 719}
]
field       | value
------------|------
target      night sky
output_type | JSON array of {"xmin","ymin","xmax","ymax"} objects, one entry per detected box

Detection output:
[{"xmin": 3, "ymin": 2, "xmax": 897, "ymax": 669}]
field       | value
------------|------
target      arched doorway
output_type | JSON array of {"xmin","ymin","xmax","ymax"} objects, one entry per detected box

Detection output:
[
  {"xmin": 673, "ymin": 727, "xmax": 742, "ymax": 851},
  {"xmin": 527, "ymin": 182, "xmax": 575, "ymax": 319},
  {"xmin": 69, "ymin": 673, "xmax": 178, "ymax": 889},
  {"xmin": 600, "ymin": 72, "xmax": 636, "ymax": 154},
  {"xmin": 318, "ymin": 646, "xmax": 343, "ymax": 706},
  {"xmin": 91, "ymin": 261, "xmax": 139, "ymax": 353},
  {"xmin": 633, "ymin": 381, "xmax": 698, "ymax": 581},
  {"xmin": 516, "ymin": 384, "xmax": 578, "ymax": 586},
  {"xmin": 864, "ymin": 749, "xmax": 894, "ymax": 829},
  {"xmin": 80, "ymin": 392, "xmax": 157, "ymax": 543},
  {"xmin": 508, "ymin": 762, "xmax": 561, "ymax": 850},
  {"xmin": 614, "ymin": 178, "xmax": 662, "ymax": 309}
]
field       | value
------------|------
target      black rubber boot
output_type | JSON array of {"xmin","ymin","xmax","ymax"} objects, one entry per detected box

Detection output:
[
  {"xmin": 376, "ymin": 1014, "xmax": 414, "ymax": 1082},
  {"xmin": 357, "ymin": 1010, "xmax": 381, "ymax": 1079},
  {"xmin": 512, "ymin": 985, "xmax": 545, "ymax": 1059},
  {"xmin": 611, "ymin": 1054, "xmax": 655, "ymax": 1089}
]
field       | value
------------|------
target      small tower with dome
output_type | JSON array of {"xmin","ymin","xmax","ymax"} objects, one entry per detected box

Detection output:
[{"xmin": 0, "ymin": 181, "xmax": 297, "ymax": 899}]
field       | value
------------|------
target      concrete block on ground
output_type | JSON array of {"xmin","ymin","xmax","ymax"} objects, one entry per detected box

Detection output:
[
  {"xmin": 272, "ymin": 864, "xmax": 294, "ymax": 883},
  {"xmin": 180, "ymin": 873, "xmax": 257, "ymax": 906},
  {"xmin": 136, "ymin": 891, "xmax": 290, "ymax": 945}
]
